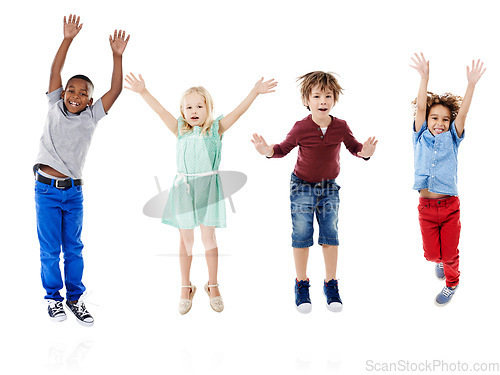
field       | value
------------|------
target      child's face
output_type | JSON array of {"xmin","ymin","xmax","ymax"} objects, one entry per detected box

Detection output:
[
  {"xmin": 61, "ymin": 78, "xmax": 93, "ymax": 114},
  {"xmin": 427, "ymin": 104, "xmax": 451, "ymax": 136},
  {"xmin": 306, "ymin": 86, "xmax": 334, "ymax": 121},
  {"xmin": 182, "ymin": 92, "xmax": 208, "ymax": 127}
]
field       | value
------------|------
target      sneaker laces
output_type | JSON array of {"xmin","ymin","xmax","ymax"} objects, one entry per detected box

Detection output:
[
  {"xmin": 442, "ymin": 287, "xmax": 454, "ymax": 297},
  {"xmin": 296, "ymin": 280, "xmax": 310, "ymax": 299},
  {"xmin": 47, "ymin": 300, "xmax": 65, "ymax": 314},
  {"xmin": 324, "ymin": 279, "xmax": 340, "ymax": 299}
]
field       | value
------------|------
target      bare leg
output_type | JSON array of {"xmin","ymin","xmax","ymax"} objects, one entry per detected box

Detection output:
[
  {"xmin": 179, "ymin": 229, "xmax": 194, "ymax": 298},
  {"xmin": 200, "ymin": 225, "xmax": 220, "ymax": 297},
  {"xmin": 293, "ymin": 247, "xmax": 309, "ymax": 281},
  {"xmin": 322, "ymin": 245, "xmax": 338, "ymax": 281}
]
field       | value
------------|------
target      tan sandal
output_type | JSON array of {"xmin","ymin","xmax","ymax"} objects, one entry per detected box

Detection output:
[
  {"xmin": 204, "ymin": 282, "xmax": 224, "ymax": 313},
  {"xmin": 179, "ymin": 283, "xmax": 196, "ymax": 315}
]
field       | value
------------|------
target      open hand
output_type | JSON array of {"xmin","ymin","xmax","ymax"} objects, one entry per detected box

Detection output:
[
  {"xmin": 63, "ymin": 14, "xmax": 82, "ymax": 40},
  {"xmin": 410, "ymin": 53, "xmax": 429, "ymax": 78},
  {"xmin": 253, "ymin": 77, "xmax": 278, "ymax": 95},
  {"xmin": 124, "ymin": 73, "xmax": 146, "ymax": 94},
  {"xmin": 357, "ymin": 137, "xmax": 378, "ymax": 158},
  {"xmin": 109, "ymin": 30, "xmax": 130, "ymax": 56},
  {"xmin": 466, "ymin": 59, "xmax": 486, "ymax": 85},
  {"xmin": 251, "ymin": 133, "xmax": 274, "ymax": 156}
]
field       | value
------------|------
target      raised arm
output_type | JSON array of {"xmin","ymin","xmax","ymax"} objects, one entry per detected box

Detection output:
[
  {"xmin": 124, "ymin": 73, "xmax": 178, "ymax": 136},
  {"xmin": 100, "ymin": 30, "xmax": 130, "ymax": 113},
  {"xmin": 49, "ymin": 14, "xmax": 83, "ymax": 93},
  {"xmin": 454, "ymin": 59, "xmax": 486, "ymax": 138},
  {"xmin": 410, "ymin": 52, "xmax": 430, "ymax": 132},
  {"xmin": 218, "ymin": 77, "xmax": 277, "ymax": 136}
]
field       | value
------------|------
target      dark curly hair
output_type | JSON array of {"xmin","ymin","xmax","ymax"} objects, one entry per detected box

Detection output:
[{"xmin": 412, "ymin": 92, "xmax": 462, "ymax": 122}]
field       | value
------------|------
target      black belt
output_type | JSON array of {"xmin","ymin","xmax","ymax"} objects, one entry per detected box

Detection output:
[{"xmin": 35, "ymin": 173, "xmax": 83, "ymax": 188}]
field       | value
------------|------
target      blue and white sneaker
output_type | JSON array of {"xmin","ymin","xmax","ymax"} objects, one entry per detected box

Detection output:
[
  {"xmin": 435, "ymin": 262, "xmax": 445, "ymax": 280},
  {"xmin": 295, "ymin": 279, "xmax": 312, "ymax": 314},
  {"xmin": 47, "ymin": 300, "xmax": 67, "ymax": 322},
  {"xmin": 324, "ymin": 279, "xmax": 343, "ymax": 312},
  {"xmin": 435, "ymin": 285, "xmax": 458, "ymax": 306},
  {"xmin": 66, "ymin": 300, "xmax": 94, "ymax": 326}
]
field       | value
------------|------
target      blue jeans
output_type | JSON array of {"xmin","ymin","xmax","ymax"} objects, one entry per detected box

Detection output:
[
  {"xmin": 290, "ymin": 173, "xmax": 340, "ymax": 248},
  {"xmin": 35, "ymin": 179, "xmax": 86, "ymax": 301}
]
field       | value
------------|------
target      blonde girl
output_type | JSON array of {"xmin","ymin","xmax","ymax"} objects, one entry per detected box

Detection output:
[{"xmin": 125, "ymin": 73, "xmax": 276, "ymax": 314}]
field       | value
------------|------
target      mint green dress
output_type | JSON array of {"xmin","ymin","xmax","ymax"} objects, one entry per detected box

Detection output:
[{"xmin": 162, "ymin": 115, "xmax": 226, "ymax": 229}]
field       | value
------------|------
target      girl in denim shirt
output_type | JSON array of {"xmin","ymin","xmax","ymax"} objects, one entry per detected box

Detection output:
[{"xmin": 410, "ymin": 53, "xmax": 485, "ymax": 305}]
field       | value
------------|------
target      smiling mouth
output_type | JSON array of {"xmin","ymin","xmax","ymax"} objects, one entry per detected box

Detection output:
[{"xmin": 68, "ymin": 101, "xmax": 80, "ymax": 107}]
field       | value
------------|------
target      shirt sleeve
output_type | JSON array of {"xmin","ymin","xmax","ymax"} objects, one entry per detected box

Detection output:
[
  {"xmin": 91, "ymin": 98, "xmax": 107, "ymax": 123},
  {"xmin": 413, "ymin": 120, "xmax": 427, "ymax": 145},
  {"xmin": 46, "ymin": 87, "xmax": 63, "ymax": 106},
  {"xmin": 272, "ymin": 122, "xmax": 299, "ymax": 158},
  {"xmin": 342, "ymin": 121, "xmax": 364, "ymax": 158},
  {"xmin": 450, "ymin": 120, "xmax": 464, "ymax": 145}
]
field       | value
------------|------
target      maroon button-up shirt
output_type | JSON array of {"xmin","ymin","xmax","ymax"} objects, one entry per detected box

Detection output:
[{"xmin": 272, "ymin": 115, "xmax": 364, "ymax": 183}]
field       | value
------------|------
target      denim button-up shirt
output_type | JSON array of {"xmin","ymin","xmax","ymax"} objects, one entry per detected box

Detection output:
[{"xmin": 413, "ymin": 120, "xmax": 464, "ymax": 196}]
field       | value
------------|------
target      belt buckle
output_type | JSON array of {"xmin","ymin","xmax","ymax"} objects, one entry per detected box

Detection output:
[{"xmin": 55, "ymin": 179, "xmax": 67, "ymax": 189}]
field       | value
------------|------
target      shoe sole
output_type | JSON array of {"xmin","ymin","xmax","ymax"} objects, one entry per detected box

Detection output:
[
  {"xmin": 434, "ymin": 298, "xmax": 451, "ymax": 307},
  {"xmin": 296, "ymin": 303, "xmax": 312, "ymax": 314},
  {"xmin": 326, "ymin": 302, "xmax": 343, "ymax": 312},
  {"xmin": 49, "ymin": 313, "xmax": 67, "ymax": 322},
  {"xmin": 73, "ymin": 317, "xmax": 94, "ymax": 327}
]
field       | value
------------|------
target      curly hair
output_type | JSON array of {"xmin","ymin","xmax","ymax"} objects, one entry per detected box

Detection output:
[
  {"xmin": 297, "ymin": 71, "xmax": 343, "ymax": 110},
  {"xmin": 412, "ymin": 92, "xmax": 462, "ymax": 122}
]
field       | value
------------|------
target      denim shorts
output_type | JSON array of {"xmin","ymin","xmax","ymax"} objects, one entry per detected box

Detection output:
[{"xmin": 290, "ymin": 172, "xmax": 340, "ymax": 248}]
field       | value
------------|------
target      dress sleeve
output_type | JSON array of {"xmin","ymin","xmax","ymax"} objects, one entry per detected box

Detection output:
[
  {"xmin": 177, "ymin": 117, "xmax": 186, "ymax": 138},
  {"xmin": 211, "ymin": 115, "xmax": 224, "ymax": 139}
]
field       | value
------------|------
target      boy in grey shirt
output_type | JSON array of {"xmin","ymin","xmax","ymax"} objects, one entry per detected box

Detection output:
[{"xmin": 34, "ymin": 14, "xmax": 129, "ymax": 326}]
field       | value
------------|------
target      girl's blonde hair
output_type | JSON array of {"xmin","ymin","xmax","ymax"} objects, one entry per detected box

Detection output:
[
  {"xmin": 179, "ymin": 86, "xmax": 215, "ymax": 136},
  {"xmin": 412, "ymin": 92, "xmax": 462, "ymax": 122}
]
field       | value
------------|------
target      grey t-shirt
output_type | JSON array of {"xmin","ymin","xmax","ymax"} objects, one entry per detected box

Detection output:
[{"xmin": 34, "ymin": 87, "xmax": 107, "ymax": 179}]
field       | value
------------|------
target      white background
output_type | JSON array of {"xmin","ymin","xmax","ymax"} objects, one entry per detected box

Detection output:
[{"xmin": 1, "ymin": 0, "xmax": 499, "ymax": 374}]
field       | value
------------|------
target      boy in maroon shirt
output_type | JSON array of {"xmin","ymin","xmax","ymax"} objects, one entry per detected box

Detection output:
[{"xmin": 252, "ymin": 71, "xmax": 377, "ymax": 313}]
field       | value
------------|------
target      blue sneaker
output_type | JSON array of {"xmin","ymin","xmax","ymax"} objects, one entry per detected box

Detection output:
[
  {"xmin": 324, "ymin": 279, "xmax": 343, "ymax": 312},
  {"xmin": 295, "ymin": 279, "xmax": 312, "ymax": 313},
  {"xmin": 435, "ymin": 262, "xmax": 445, "ymax": 280},
  {"xmin": 435, "ymin": 285, "xmax": 458, "ymax": 306}
]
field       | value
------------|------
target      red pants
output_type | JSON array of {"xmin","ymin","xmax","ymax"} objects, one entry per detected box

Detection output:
[{"xmin": 418, "ymin": 196, "xmax": 461, "ymax": 287}]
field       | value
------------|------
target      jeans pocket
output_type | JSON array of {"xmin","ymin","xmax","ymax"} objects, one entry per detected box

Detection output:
[{"xmin": 34, "ymin": 181, "xmax": 49, "ymax": 194}]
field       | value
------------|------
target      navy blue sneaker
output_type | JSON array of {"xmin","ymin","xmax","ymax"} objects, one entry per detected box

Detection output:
[
  {"xmin": 47, "ymin": 300, "xmax": 67, "ymax": 322},
  {"xmin": 435, "ymin": 262, "xmax": 445, "ymax": 280},
  {"xmin": 66, "ymin": 300, "xmax": 94, "ymax": 326},
  {"xmin": 324, "ymin": 279, "xmax": 343, "ymax": 312},
  {"xmin": 435, "ymin": 285, "xmax": 458, "ymax": 306},
  {"xmin": 295, "ymin": 279, "xmax": 312, "ymax": 313}
]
